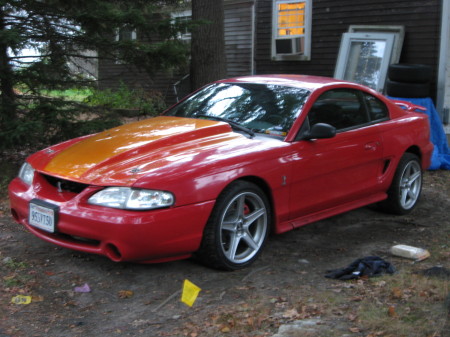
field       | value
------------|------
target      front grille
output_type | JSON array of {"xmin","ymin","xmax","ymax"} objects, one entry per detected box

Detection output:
[{"xmin": 42, "ymin": 174, "xmax": 89, "ymax": 194}]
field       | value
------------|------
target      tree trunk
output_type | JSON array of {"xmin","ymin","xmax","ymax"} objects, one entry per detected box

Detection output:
[
  {"xmin": 0, "ymin": 7, "xmax": 17, "ymax": 124},
  {"xmin": 190, "ymin": 0, "xmax": 226, "ymax": 91}
]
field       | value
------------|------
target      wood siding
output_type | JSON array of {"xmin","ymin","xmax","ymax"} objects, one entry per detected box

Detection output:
[
  {"xmin": 98, "ymin": 55, "xmax": 188, "ymax": 104},
  {"xmin": 224, "ymin": 0, "xmax": 255, "ymax": 77},
  {"xmin": 99, "ymin": 0, "xmax": 254, "ymax": 105},
  {"xmin": 255, "ymin": 0, "xmax": 441, "ymax": 98},
  {"xmin": 99, "ymin": 0, "xmax": 442, "ymax": 103}
]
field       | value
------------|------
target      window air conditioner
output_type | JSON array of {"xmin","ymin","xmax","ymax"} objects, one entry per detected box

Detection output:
[{"xmin": 275, "ymin": 37, "xmax": 304, "ymax": 55}]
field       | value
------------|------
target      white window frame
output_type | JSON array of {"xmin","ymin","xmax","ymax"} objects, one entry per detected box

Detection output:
[
  {"xmin": 114, "ymin": 27, "xmax": 137, "ymax": 64},
  {"xmin": 271, "ymin": 0, "xmax": 312, "ymax": 61},
  {"xmin": 334, "ymin": 32, "xmax": 395, "ymax": 92},
  {"xmin": 171, "ymin": 10, "xmax": 192, "ymax": 41},
  {"xmin": 115, "ymin": 27, "xmax": 137, "ymax": 42},
  {"xmin": 348, "ymin": 25, "xmax": 404, "ymax": 64}
]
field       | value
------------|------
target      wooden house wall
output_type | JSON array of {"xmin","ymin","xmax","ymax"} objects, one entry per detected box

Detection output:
[
  {"xmin": 99, "ymin": 0, "xmax": 442, "ymax": 104},
  {"xmin": 97, "ymin": 11, "xmax": 190, "ymax": 105},
  {"xmin": 255, "ymin": 0, "xmax": 441, "ymax": 97},
  {"xmin": 98, "ymin": 57, "xmax": 186, "ymax": 105},
  {"xmin": 99, "ymin": 0, "xmax": 255, "ymax": 105},
  {"xmin": 224, "ymin": 0, "xmax": 255, "ymax": 77}
]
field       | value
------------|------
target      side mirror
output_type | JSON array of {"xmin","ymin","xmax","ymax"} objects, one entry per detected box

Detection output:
[{"xmin": 302, "ymin": 123, "xmax": 336, "ymax": 140}]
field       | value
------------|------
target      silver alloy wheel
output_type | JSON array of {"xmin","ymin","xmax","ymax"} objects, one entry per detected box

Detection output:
[
  {"xmin": 219, "ymin": 191, "xmax": 268, "ymax": 264},
  {"xmin": 399, "ymin": 159, "xmax": 422, "ymax": 210}
]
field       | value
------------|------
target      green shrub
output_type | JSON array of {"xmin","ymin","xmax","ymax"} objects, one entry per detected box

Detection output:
[
  {"xmin": 84, "ymin": 83, "xmax": 166, "ymax": 117},
  {"xmin": 0, "ymin": 84, "xmax": 167, "ymax": 152}
]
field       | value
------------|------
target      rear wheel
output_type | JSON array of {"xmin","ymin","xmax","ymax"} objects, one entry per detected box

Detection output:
[
  {"xmin": 196, "ymin": 181, "xmax": 270, "ymax": 270},
  {"xmin": 379, "ymin": 153, "xmax": 423, "ymax": 214}
]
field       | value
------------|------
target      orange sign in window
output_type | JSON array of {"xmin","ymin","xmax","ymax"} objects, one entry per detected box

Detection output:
[{"xmin": 277, "ymin": 2, "xmax": 305, "ymax": 36}]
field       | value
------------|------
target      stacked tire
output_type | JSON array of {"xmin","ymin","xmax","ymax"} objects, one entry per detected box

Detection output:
[{"xmin": 386, "ymin": 64, "xmax": 432, "ymax": 98}]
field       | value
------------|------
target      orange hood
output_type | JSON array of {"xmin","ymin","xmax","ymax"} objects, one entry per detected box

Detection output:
[{"xmin": 32, "ymin": 116, "xmax": 242, "ymax": 185}]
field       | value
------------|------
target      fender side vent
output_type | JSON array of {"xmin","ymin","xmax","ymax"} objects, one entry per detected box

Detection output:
[{"xmin": 382, "ymin": 160, "xmax": 391, "ymax": 174}]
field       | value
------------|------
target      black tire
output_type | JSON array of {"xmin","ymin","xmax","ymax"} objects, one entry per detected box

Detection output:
[
  {"xmin": 388, "ymin": 64, "xmax": 432, "ymax": 83},
  {"xmin": 378, "ymin": 153, "xmax": 423, "ymax": 215},
  {"xmin": 196, "ymin": 181, "xmax": 270, "ymax": 270},
  {"xmin": 386, "ymin": 80, "xmax": 430, "ymax": 98}
]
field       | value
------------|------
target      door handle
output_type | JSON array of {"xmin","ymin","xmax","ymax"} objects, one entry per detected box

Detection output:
[{"xmin": 364, "ymin": 142, "xmax": 379, "ymax": 151}]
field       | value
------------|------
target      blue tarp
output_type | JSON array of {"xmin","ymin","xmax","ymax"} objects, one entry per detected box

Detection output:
[{"xmin": 388, "ymin": 97, "xmax": 450, "ymax": 170}]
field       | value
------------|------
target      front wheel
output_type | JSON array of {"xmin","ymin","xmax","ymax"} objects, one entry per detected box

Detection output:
[
  {"xmin": 196, "ymin": 181, "xmax": 270, "ymax": 270},
  {"xmin": 379, "ymin": 153, "xmax": 423, "ymax": 214}
]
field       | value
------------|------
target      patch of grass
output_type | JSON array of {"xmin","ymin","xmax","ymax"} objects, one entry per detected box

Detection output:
[
  {"xmin": 4, "ymin": 275, "xmax": 24, "ymax": 288},
  {"xmin": 41, "ymin": 88, "xmax": 93, "ymax": 102},
  {"xmin": 354, "ymin": 271, "xmax": 449, "ymax": 337},
  {"xmin": 84, "ymin": 83, "xmax": 166, "ymax": 117},
  {"xmin": 1, "ymin": 257, "xmax": 32, "ymax": 288},
  {"xmin": 211, "ymin": 300, "xmax": 273, "ymax": 334},
  {"xmin": 4, "ymin": 257, "xmax": 28, "ymax": 270}
]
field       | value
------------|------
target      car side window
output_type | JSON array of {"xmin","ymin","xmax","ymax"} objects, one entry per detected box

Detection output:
[
  {"xmin": 363, "ymin": 92, "xmax": 389, "ymax": 121},
  {"xmin": 308, "ymin": 89, "xmax": 369, "ymax": 131}
]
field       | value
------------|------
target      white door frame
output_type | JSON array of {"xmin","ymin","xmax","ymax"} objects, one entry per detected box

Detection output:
[{"xmin": 437, "ymin": 0, "xmax": 449, "ymax": 125}]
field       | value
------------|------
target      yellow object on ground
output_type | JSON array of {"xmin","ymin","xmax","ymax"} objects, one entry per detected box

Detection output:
[{"xmin": 181, "ymin": 279, "xmax": 201, "ymax": 307}]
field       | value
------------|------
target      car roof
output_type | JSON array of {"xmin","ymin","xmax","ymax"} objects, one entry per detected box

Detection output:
[{"xmin": 217, "ymin": 74, "xmax": 358, "ymax": 92}]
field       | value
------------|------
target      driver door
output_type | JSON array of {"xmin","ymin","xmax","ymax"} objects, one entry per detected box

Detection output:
[{"xmin": 288, "ymin": 88, "xmax": 385, "ymax": 225}]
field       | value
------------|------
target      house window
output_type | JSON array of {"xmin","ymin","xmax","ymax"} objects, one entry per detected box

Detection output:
[
  {"xmin": 114, "ymin": 26, "xmax": 137, "ymax": 64},
  {"xmin": 171, "ymin": 10, "xmax": 192, "ymax": 41},
  {"xmin": 115, "ymin": 26, "xmax": 137, "ymax": 42},
  {"xmin": 272, "ymin": 0, "xmax": 312, "ymax": 61}
]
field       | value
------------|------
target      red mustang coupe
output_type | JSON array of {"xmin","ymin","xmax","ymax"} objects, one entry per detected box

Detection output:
[{"xmin": 8, "ymin": 75, "xmax": 433, "ymax": 270}]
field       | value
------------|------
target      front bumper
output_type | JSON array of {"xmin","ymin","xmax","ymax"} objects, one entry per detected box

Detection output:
[{"xmin": 8, "ymin": 177, "xmax": 215, "ymax": 263}]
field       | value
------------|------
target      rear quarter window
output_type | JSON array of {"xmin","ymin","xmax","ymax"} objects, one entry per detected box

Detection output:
[{"xmin": 364, "ymin": 93, "xmax": 389, "ymax": 121}]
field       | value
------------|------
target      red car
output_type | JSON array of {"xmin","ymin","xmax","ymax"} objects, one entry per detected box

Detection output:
[{"xmin": 8, "ymin": 75, "xmax": 433, "ymax": 270}]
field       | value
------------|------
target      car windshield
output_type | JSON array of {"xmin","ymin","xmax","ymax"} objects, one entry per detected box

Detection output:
[{"xmin": 165, "ymin": 82, "xmax": 310, "ymax": 137}]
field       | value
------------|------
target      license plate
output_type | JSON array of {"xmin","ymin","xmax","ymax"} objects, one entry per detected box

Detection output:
[{"xmin": 29, "ymin": 199, "xmax": 59, "ymax": 233}]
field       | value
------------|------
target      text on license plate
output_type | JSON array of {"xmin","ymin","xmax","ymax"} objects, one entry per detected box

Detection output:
[{"xmin": 29, "ymin": 200, "xmax": 58, "ymax": 233}]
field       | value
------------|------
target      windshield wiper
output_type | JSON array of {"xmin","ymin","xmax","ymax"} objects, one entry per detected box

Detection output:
[{"xmin": 194, "ymin": 114, "xmax": 255, "ymax": 138}]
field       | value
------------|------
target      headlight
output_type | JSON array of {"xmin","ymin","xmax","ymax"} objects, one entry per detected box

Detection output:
[
  {"xmin": 88, "ymin": 187, "xmax": 174, "ymax": 210},
  {"xmin": 18, "ymin": 162, "xmax": 34, "ymax": 185}
]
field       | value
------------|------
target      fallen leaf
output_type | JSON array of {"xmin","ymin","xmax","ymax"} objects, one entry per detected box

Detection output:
[
  {"xmin": 3, "ymin": 274, "xmax": 16, "ymax": 281},
  {"xmin": 31, "ymin": 295, "xmax": 44, "ymax": 302},
  {"xmin": 348, "ymin": 313, "xmax": 358, "ymax": 322},
  {"xmin": 391, "ymin": 287, "xmax": 403, "ymax": 299},
  {"xmin": 118, "ymin": 290, "xmax": 134, "ymax": 299},
  {"xmin": 220, "ymin": 325, "xmax": 231, "ymax": 333},
  {"xmin": 419, "ymin": 290, "xmax": 430, "ymax": 298},
  {"xmin": 388, "ymin": 306, "xmax": 398, "ymax": 318},
  {"xmin": 376, "ymin": 280, "xmax": 387, "ymax": 287},
  {"xmin": 283, "ymin": 308, "xmax": 299, "ymax": 319},
  {"xmin": 131, "ymin": 319, "xmax": 151, "ymax": 327},
  {"xmin": 63, "ymin": 300, "xmax": 76, "ymax": 307}
]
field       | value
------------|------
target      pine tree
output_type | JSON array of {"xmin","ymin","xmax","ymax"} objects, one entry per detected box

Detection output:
[{"xmin": 0, "ymin": 0, "xmax": 190, "ymax": 149}]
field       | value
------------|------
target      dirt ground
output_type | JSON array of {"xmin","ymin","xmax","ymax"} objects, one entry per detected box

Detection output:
[{"xmin": 0, "ymin": 170, "xmax": 449, "ymax": 337}]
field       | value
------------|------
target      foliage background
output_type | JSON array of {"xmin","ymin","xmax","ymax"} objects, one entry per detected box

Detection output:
[{"xmin": 0, "ymin": 0, "xmax": 191, "ymax": 151}]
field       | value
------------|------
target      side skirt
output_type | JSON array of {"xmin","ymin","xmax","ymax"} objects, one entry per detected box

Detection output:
[{"xmin": 274, "ymin": 192, "xmax": 387, "ymax": 234}]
